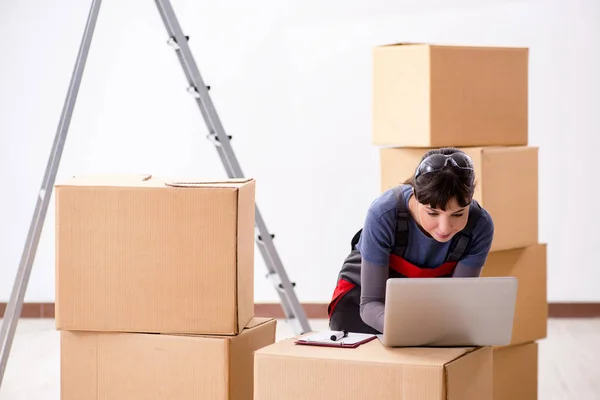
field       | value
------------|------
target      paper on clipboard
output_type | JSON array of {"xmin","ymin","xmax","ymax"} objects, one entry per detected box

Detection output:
[{"xmin": 295, "ymin": 331, "xmax": 377, "ymax": 348}]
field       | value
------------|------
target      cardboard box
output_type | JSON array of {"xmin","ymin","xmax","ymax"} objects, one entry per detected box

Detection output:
[
  {"xmin": 372, "ymin": 43, "xmax": 528, "ymax": 147},
  {"xmin": 61, "ymin": 318, "xmax": 276, "ymax": 400},
  {"xmin": 55, "ymin": 174, "xmax": 255, "ymax": 335},
  {"xmin": 380, "ymin": 146, "xmax": 538, "ymax": 252},
  {"xmin": 493, "ymin": 342, "xmax": 538, "ymax": 400},
  {"xmin": 482, "ymin": 244, "xmax": 547, "ymax": 345},
  {"xmin": 254, "ymin": 338, "xmax": 493, "ymax": 399}
]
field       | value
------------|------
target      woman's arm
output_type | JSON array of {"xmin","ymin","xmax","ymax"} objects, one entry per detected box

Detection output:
[
  {"xmin": 355, "ymin": 199, "xmax": 397, "ymax": 333},
  {"xmin": 359, "ymin": 259, "xmax": 388, "ymax": 333},
  {"xmin": 452, "ymin": 262, "xmax": 483, "ymax": 277}
]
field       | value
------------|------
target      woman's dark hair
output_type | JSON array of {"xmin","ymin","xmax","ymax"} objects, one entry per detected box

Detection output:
[{"xmin": 403, "ymin": 147, "xmax": 476, "ymax": 211}]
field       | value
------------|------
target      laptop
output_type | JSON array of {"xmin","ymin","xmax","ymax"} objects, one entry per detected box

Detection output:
[{"xmin": 379, "ymin": 277, "xmax": 518, "ymax": 347}]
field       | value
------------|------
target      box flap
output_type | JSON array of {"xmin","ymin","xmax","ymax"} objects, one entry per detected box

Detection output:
[
  {"xmin": 479, "ymin": 145, "xmax": 539, "ymax": 155},
  {"xmin": 55, "ymin": 173, "xmax": 153, "ymax": 187},
  {"xmin": 379, "ymin": 41, "xmax": 428, "ymax": 47},
  {"xmin": 256, "ymin": 337, "xmax": 477, "ymax": 366},
  {"xmin": 377, "ymin": 42, "xmax": 528, "ymax": 51},
  {"xmin": 242, "ymin": 317, "xmax": 273, "ymax": 331},
  {"xmin": 171, "ymin": 318, "xmax": 275, "ymax": 340},
  {"xmin": 165, "ymin": 178, "xmax": 253, "ymax": 188}
]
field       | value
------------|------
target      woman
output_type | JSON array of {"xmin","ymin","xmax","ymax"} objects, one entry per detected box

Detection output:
[{"xmin": 327, "ymin": 147, "xmax": 495, "ymax": 335}]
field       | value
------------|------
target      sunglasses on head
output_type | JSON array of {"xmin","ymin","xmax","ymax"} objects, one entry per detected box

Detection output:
[{"xmin": 414, "ymin": 152, "xmax": 474, "ymax": 179}]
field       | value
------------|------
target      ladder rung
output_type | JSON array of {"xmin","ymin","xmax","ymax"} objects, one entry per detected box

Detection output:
[
  {"xmin": 266, "ymin": 272, "xmax": 296, "ymax": 290},
  {"xmin": 166, "ymin": 35, "xmax": 190, "ymax": 50},
  {"xmin": 256, "ymin": 233, "xmax": 275, "ymax": 242},
  {"xmin": 206, "ymin": 133, "xmax": 232, "ymax": 147},
  {"xmin": 186, "ymin": 85, "xmax": 211, "ymax": 98},
  {"xmin": 206, "ymin": 133, "xmax": 232, "ymax": 141},
  {"xmin": 186, "ymin": 86, "xmax": 200, "ymax": 98}
]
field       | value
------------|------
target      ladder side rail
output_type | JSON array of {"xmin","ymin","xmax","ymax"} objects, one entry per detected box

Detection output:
[{"xmin": 0, "ymin": 0, "xmax": 104, "ymax": 387}]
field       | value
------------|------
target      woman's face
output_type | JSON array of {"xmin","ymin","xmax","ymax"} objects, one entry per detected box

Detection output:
[{"xmin": 414, "ymin": 196, "xmax": 470, "ymax": 243}]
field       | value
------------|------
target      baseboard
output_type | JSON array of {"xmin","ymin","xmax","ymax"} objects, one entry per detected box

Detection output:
[
  {"xmin": 545, "ymin": 303, "xmax": 600, "ymax": 318},
  {"xmin": 1, "ymin": 302, "xmax": 600, "ymax": 319},
  {"xmin": 0, "ymin": 303, "xmax": 56, "ymax": 318},
  {"xmin": 254, "ymin": 303, "xmax": 329, "ymax": 319}
]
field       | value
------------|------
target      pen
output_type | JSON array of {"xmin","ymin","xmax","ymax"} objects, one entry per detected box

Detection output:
[{"xmin": 330, "ymin": 330, "xmax": 348, "ymax": 341}]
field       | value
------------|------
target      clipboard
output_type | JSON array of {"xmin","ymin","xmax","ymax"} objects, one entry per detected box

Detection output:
[{"xmin": 294, "ymin": 331, "xmax": 377, "ymax": 349}]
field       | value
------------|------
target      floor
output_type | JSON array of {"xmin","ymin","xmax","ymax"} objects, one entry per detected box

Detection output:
[{"xmin": 0, "ymin": 318, "xmax": 598, "ymax": 399}]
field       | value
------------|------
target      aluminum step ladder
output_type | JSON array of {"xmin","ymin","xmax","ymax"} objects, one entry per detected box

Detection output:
[{"xmin": 0, "ymin": 0, "xmax": 312, "ymax": 387}]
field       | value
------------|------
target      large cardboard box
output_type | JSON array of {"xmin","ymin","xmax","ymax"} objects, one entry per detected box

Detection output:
[
  {"xmin": 254, "ymin": 338, "xmax": 493, "ymax": 399},
  {"xmin": 482, "ymin": 244, "xmax": 548, "ymax": 345},
  {"xmin": 372, "ymin": 43, "xmax": 528, "ymax": 147},
  {"xmin": 380, "ymin": 146, "xmax": 538, "ymax": 252},
  {"xmin": 61, "ymin": 318, "xmax": 277, "ymax": 400},
  {"xmin": 493, "ymin": 342, "xmax": 538, "ymax": 400},
  {"xmin": 55, "ymin": 174, "xmax": 256, "ymax": 335}
]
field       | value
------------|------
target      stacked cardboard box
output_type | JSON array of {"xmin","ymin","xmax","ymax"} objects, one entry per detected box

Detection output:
[
  {"xmin": 375, "ymin": 43, "xmax": 544, "ymax": 399},
  {"xmin": 255, "ymin": 339, "xmax": 493, "ymax": 399},
  {"xmin": 54, "ymin": 174, "xmax": 276, "ymax": 399}
]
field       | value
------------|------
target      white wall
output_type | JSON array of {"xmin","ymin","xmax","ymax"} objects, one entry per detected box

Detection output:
[{"xmin": 0, "ymin": 0, "xmax": 598, "ymax": 305}]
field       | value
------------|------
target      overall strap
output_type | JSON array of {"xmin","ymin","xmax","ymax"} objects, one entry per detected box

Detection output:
[
  {"xmin": 391, "ymin": 185, "xmax": 409, "ymax": 257},
  {"xmin": 445, "ymin": 200, "xmax": 483, "ymax": 263},
  {"xmin": 349, "ymin": 185, "xmax": 410, "ymax": 253}
]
